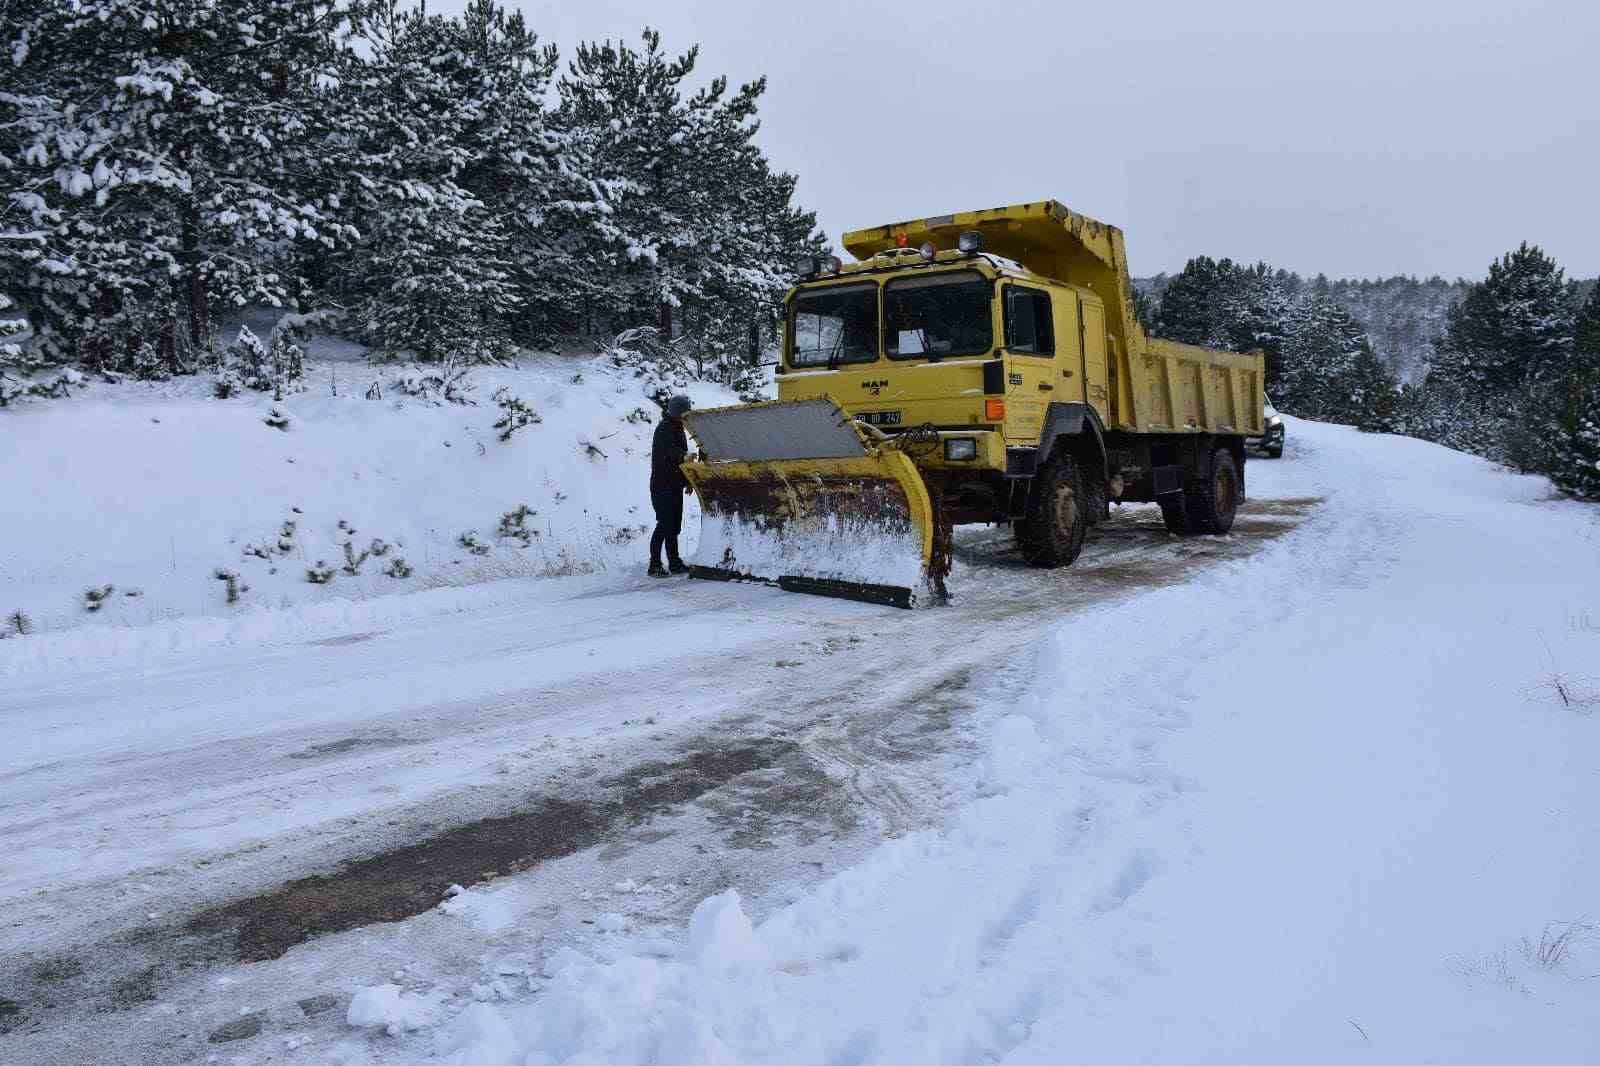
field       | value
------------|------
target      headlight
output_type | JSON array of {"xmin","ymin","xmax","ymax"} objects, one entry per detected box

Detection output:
[
  {"xmin": 1266, "ymin": 415, "xmax": 1282, "ymax": 428},
  {"xmin": 944, "ymin": 438, "xmax": 977, "ymax": 461}
]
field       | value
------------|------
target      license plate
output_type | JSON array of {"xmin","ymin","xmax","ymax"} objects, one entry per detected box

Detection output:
[{"xmin": 858, "ymin": 410, "xmax": 902, "ymax": 426}]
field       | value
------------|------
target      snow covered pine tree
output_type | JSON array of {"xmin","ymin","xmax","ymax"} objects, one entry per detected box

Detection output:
[
  {"xmin": 1543, "ymin": 282, "xmax": 1600, "ymax": 498},
  {"xmin": 1426, "ymin": 243, "xmax": 1577, "ymax": 466},
  {"xmin": 3, "ymin": 0, "xmax": 359, "ymax": 374}
]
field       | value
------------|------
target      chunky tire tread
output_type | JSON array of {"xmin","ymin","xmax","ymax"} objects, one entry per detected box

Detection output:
[
  {"xmin": 1015, "ymin": 451, "xmax": 1089, "ymax": 568},
  {"xmin": 1192, "ymin": 447, "xmax": 1241, "ymax": 534},
  {"xmin": 1162, "ymin": 446, "xmax": 1241, "ymax": 535}
]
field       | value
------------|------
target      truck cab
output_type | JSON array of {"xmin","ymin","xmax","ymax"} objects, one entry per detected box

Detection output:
[{"xmin": 776, "ymin": 247, "xmax": 1107, "ymax": 521}]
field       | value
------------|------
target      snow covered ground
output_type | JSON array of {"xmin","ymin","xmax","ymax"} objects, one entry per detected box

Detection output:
[
  {"xmin": 0, "ymin": 343, "xmax": 736, "ymax": 674},
  {"xmin": 3, "ymin": 410, "xmax": 1598, "ymax": 1065}
]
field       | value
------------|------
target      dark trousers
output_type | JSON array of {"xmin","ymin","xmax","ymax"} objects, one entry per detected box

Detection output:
[{"xmin": 650, "ymin": 483, "xmax": 684, "ymax": 565}]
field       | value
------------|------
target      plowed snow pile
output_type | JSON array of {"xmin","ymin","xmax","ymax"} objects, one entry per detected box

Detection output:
[{"xmin": 370, "ymin": 420, "xmax": 1600, "ymax": 1065}]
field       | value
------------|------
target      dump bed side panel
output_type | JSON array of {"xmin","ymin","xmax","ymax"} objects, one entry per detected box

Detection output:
[{"xmin": 1132, "ymin": 339, "xmax": 1263, "ymax": 434}]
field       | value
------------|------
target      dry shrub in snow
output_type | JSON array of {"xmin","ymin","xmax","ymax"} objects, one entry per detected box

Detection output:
[
  {"xmin": 605, "ymin": 326, "xmax": 690, "ymax": 403},
  {"xmin": 392, "ymin": 356, "xmax": 475, "ymax": 405},
  {"xmin": 215, "ymin": 326, "xmax": 305, "ymax": 399},
  {"xmin": 492, "ymin": 388, "xmax": 542, "ymax": 441},
  {"xmin": 1522, "ymin": 920, "xmax": 1594, "ymax": 972},
  {"xmin": 497, "ymin": 505, "xmax": 537, "ymax": 546},
  {"xmin": 213, "ymin": 568, "xmax": 248, "ymax": 604},
  {"xmin": 1527, "ymin": 638, "xmax": 1600, "ymax": 714}
]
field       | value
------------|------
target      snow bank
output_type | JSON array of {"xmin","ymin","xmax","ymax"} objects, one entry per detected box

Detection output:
[
  {"xmin": 405, "ymin": 418, "xmax": 1600, "ymax": 1065},
  {"xmin": 0, "ymin": 350, "xmax": 737, "ymax": 675}
]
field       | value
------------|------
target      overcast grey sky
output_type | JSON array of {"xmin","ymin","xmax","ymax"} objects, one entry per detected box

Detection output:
[{"xmin": 484, "ymin": 0, "xmax": 1596, "ymax": 279}]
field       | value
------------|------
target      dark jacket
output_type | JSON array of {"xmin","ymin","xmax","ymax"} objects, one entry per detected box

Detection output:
[{"xmin": 651, "ymin": 417, "xmax": 689, "ymax": 490}]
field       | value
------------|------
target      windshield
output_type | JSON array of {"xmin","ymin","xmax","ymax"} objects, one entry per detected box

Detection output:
[
  {"xmin": 789, "ymin": 282, "xmax": 878, "ymax": 367},
  {"xmin": 884, "ymin": 271, "xmax": 992, "ymax": 360}
]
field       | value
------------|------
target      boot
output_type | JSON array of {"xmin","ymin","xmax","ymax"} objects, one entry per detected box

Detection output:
[
  {"xmin": 667, "ymin": 558, "xmax": 689, "ymax": 574},
  {"xmin": 647, "ymin": 561, "xmax": 668, "ymax": 578}
]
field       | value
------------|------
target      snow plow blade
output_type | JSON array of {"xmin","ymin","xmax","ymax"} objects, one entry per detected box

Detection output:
[{"xmin": 681, "ymin": 399, "xmax": 945, "ymax": 608}]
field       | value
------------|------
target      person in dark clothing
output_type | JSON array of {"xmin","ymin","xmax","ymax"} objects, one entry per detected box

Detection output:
[{"xmin": 648, "ymin": 394, "xmax": 693, "ymax": 576}]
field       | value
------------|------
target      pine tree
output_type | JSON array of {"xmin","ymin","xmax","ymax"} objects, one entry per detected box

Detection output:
[
  {"xmin": 334, "ymin": 0, "xmax": 534, "ymax": 363},
  {"xmin": 4, "ymin": 0, "xmax": 359, "ymax": 373},
  {"xmin": 1578, "ymin": 282, "xmax": 1600, "ymax": 360},
  {"xmin": 1543, "ymin": 283, "xmax": 1600, "ymax": 498},
  {"xmin": 0, "ymin": 290, "xmax": 28, "ymax": 405},
  {"xmin": 5, "ymin": 11, "xmax": 825, "ymax": 380},
  {"xmin": 1278, "ymin": 295, "xmax": 1376, "ymax": 420},
  {"xmin": 1347, "ymin": 345, "xmax": 1400, "ymax": 432},
  {"xmin": 553, "ymin": 28, "xmax": 822, "ymax": 369},
  {"xmin": 1421, "ymin": 243, "xmax": 1578, "ymax": 464},
  {"xmin": 1217, "ymin": 263, "xmax": 1294, "ymax": 384},
  {"xmin": 1433, "ymin": 243, "xmax": 1576, "ymax": 393},
  {"xmin": 1152, "ymin": 256, "xmax": 1234, "ymax": 346}
]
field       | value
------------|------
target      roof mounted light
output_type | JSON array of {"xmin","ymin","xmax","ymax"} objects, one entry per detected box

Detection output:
[
  {"xmin": 957, "ymin": 230, "xmax": 983, "ymax": 254},
  {"xmin": 795, "ymin": 254, "xmax": 819, "ymax": 277},
  {"xmin": 919, "ymin": 242, "xmax": 936, "ymax": 262},
  {"xmin": 820, "ymin": 255, "xmax": 842, "ymax": 274}
]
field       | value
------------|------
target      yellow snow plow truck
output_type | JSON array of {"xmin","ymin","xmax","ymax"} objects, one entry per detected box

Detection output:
[{"xmin": 681, "ymin": 200, "xmax": 1265, "ymax": 607}]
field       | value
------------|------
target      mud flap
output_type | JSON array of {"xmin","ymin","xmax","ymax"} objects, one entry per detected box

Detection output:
[{"xmin": 681, "ymin": 400, "xmax": 946, "ymax": 608}]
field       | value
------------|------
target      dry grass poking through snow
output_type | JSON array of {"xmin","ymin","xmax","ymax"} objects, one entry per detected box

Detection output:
[
  {"xmin": 1525, "ymin": 636, "xmax": 1600, "ymax": 715},
  {"xmin": 1521, "ymin": 919, "xmax": 1596, "ymax": 973},
  {"xmin": 1449, "ymin": 919, "xmax": 1597, "ymax": 993}
]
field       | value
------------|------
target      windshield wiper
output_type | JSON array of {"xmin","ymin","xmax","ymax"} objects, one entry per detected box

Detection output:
[{"xmin": 825, "ymin": 330, "xmax": 846, "ymax": 370}]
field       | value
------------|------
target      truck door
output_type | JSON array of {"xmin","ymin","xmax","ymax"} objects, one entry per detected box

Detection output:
[
  {"xmin": 1078, "ymin": 296, "xmax": 1110, "ymax": 422},
  {"xmin": 1002, "ymin": 284, "xmax": 1055, "ymax": 442}
]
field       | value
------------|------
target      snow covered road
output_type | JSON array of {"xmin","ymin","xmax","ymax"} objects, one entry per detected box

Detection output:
[
  {"xmin": 3, "ymin": 419, "xmax": 1598, "ymax": 1064},
  {"xmin": 462, "ymin": 420, "xmax": 1600, "ymax": 1066},
  {"xmin": 3, "ymin": 465, "xmax": 1299, "ymax": 1060}
]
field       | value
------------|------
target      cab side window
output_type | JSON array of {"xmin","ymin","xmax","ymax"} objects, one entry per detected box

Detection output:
[{"xmin": 1004, "ymin": 287, "xmax": 1054, "ymax": 356}]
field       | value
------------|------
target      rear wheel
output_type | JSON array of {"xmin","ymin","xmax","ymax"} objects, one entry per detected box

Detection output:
[
  {"xmin": 1161, "ymin": 446, "xmax": 1241, "ymax": 535},
  {"xmin": 1015, "ymin": 451, "xmax": 1089, "ymax": 567}
]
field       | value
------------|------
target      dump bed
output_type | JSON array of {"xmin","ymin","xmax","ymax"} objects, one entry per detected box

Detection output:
[{"xmin": 843, "ymin": 201, "xmax": 1263, "ymax": 437}]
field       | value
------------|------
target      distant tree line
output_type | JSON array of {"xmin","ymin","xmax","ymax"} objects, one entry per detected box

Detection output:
[
  {"xmin": 1146, "ymin": 252, "xmax": 1600, "ymax": 499},
  {"xmin": 0, "ymin": 0, "xmax": 824, "ymax": 391}
]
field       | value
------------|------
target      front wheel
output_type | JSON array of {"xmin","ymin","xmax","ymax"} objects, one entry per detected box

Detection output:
[{"xmin": 1015, "ymin": 451, "xmax": 1089, "ymax": 568}]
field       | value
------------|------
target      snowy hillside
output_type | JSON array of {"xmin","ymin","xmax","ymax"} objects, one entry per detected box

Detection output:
[
  {"xmin": 3, "ymin": 413, "xmax": 1597, "ymax": 1065},
  {"xmin": 0, "ymin": 347, "xmax": 740, "ymax": 673}
]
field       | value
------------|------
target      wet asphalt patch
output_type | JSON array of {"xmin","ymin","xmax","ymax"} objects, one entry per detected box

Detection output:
[{"xmin": 0, "ymin": 737, "xmax": 798, "ymax": 1033}]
